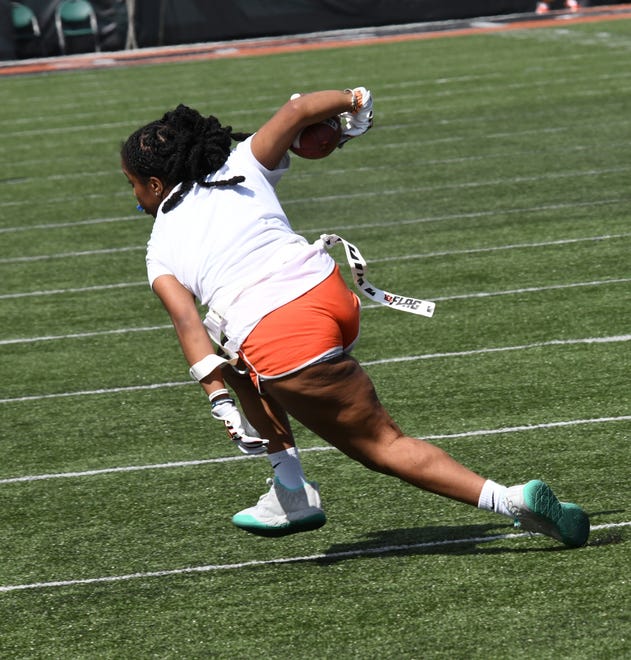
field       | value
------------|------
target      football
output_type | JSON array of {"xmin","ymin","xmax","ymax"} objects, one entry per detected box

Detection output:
[{"xmin": 290, "ymin": 116, "xmax": 342, "ymax": 159}]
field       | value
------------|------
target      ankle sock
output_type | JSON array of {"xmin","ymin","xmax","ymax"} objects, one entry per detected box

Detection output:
[
  {"xmin": 267, "ymin": 447, "xmax": 307, "ymax": 490},
  {"xmin": 477, "ymin": 479, "xmax": 512, "ymax": 518}
]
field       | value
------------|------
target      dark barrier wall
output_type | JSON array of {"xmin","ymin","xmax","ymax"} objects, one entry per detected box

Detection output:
[
  {"xmin": 135, "ymin": 0, "xmax": 536, "ymax": 46},
  {"xmin": 0, "ymin": 0, "xmax": 618, "ymax": 60},
  {"xmin": 0, "ymin": 0, "xmax": 15, "ymax": 59}
]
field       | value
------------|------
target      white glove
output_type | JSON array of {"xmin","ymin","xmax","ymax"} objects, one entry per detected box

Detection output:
[
  {"xmin": 210, "ymin": 395, "xmax": 269, "ymax": 455},
  {"xmin": 338, "ymin": 86, "xmax": 373, "ymax": 147}
]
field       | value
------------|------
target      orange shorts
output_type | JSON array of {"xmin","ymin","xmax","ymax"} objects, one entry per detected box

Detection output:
[{"xmin": 239, "ymin": 265, "xmax": 360, "ymax": 389}]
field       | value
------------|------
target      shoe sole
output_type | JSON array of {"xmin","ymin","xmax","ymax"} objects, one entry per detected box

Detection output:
[
  {"xmin": 232, "ymin": 511, "xmax": 327, "ymax": 538},
  {"xmin": 519, "ymin": 480, "xmax": 590, "ymax": 548}
]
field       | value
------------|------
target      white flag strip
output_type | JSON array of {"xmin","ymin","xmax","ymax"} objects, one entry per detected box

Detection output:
[{"xmin": 318, "ymin": 234, "xmax": 435, "ymax": 318}]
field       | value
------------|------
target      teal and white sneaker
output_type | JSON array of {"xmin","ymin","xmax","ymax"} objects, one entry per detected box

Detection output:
[
  {"xmin": 504, "ymin": 479, "xmax": 590, "ymax": 548},
  {"xmin": 232, "ymin": 477, "xmax": 326, "ymax": 537}
]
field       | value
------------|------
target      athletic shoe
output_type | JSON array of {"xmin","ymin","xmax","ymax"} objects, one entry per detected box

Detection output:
[
  {"xmin": 232, "ymin": 477, "xmax": 326, "ymax": 537},
  {"xmin": 565, "ymin": 0, "xmax": 579, "ymax": 11},
  {"xmin": 504, "ymin": 479, "xmax": 590, "ymax": 547},
  {"xmin": 536, "ymin": 2, "xmax": 550, "ymax": 14}
]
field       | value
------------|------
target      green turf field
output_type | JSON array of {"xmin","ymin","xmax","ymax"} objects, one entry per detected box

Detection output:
[{"xmin": 1, "ymin": 16, "xmax": 630, "ymax": 658}]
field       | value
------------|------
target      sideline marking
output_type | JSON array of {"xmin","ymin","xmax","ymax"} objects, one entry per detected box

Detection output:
[
  {"xmin": 1, "ymin": 414, "xmax": 629, "ymax": 485},
  {"xmin": 0, "ymin": 522, "xmax": 628, "ymax": 593}
]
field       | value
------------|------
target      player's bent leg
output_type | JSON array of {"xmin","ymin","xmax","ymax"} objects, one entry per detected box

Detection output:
[
  {"xmin": 222, "ymin": 361, "xmax": 295, "ymax": 453},
  {"xmin": 262, "ymin": 354, "xmax": 486, "ymax": 506},
  {"xmin": 223, "ymin": 361, "xmax": 327, "ymax": 537}
]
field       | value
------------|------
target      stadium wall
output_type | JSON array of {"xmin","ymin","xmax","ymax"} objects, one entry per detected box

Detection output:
[{"xmin": 0, "ymin": 0, "xmax": 617, "ymax": 60}]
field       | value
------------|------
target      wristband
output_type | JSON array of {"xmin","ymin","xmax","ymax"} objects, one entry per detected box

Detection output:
[
  {"xmin": 344, "ymin": 88, "xmax": 359, "ymax": 113},
  {"xmin": 210, "ymin": 396, "xmax": 235, "ymax": 411},
  {"xmin": 189, "ymin": 354, "xmax": 229, "ymax": 381},
  {"xmin": 208, "ymin": 388, "xmax": 230, "ymax": 405}
]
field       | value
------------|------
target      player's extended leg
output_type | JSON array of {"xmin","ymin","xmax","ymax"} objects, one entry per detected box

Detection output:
[
  {"xmin": 263, "ymin": 354, "xmax": 486, "ymax": 505},
  {"xmin": 263, "ymin": 354, "xmax": 590, "ymax": 547}
]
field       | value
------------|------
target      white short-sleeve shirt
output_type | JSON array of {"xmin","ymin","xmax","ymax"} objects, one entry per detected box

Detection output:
[{"xmin": 146, "ymin": 136, "xmax": 335, "ymax": 354}]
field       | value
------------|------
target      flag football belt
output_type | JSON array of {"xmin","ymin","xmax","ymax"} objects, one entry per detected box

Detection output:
[
  {"xmin": 317, "ymin": 234, "xmax": 435, "ymax": 318},
  {"xmin": 191, "ymin": 233, "xmax": 435, "ymax": 381}
]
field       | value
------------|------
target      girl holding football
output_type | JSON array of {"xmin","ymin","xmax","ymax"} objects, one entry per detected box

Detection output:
[{"xmin": 120, "ymin": 87, "xmax": 589, "ymax": 547}]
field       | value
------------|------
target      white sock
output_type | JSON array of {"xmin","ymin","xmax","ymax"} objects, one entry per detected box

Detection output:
[
  {"xmin": 477, "ymin": 479, "xmax": 512, "ymax": 518},
  {"xmin": 268, "ymin": 447, "xmax": 307, "ymax": 490}
]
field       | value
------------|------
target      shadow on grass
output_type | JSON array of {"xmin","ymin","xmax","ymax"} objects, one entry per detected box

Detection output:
[
  {"xmin": 318, "ymin": 514, "xmax": 626, "ymax": 564},
  {"xmin": 319, "ymin": 523, "xmax": 529, "ymax": 564}
]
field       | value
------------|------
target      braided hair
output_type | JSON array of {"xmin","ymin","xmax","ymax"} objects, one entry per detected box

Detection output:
[{"xmin": 121, "ymin": 104, "xmax": 250, "ymax": 213}]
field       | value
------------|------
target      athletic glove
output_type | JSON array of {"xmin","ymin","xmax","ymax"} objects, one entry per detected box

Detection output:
[
  {"xmin": 209, "ymin": 392, "xmax": 269, "ymax": 455},
  {"xmin": 338, "ymin": 86, "xmax": 373, "ymax": 147}
]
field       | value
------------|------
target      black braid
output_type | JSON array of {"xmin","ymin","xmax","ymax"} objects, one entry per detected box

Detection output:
[{"xmin": 121, "ymin": 104, "xmax": 250, "ymax": 213}]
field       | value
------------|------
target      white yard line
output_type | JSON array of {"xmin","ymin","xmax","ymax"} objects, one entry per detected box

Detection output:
[
  {"xmin": 2, "ymin": 231, "xmax": 629, "ymax": 265},
  {"xmin": 2, "ymin": 334, "xmax": 630, "ymax": 403},
  {"xmin": 2, "ymin": 165, "xmax": 630, "ymax": 209},
  {"xmin": 0, "ymin": 197, "xmax": 624, "ymax": 235},
  {"xmin": 0, "ymin": 324, "xmax": 170, "ymax": 345},
  {"xmin": 361, "ymin": 334, "xmax": 631, "ymax": 366},
  {"xmin": 0, "ymin": 521, "xmax": 628, "ymax": 593},
  {"xmin": 1, "ymin": 412, "xmax": 630, "ymax": 485},
  {"xmin": 0, "ymin": 281, "xmax": 147, "ymax": 300},
  {"xmin": 1, "ymin": 277, "xmax": 628, "ymax": 326}
]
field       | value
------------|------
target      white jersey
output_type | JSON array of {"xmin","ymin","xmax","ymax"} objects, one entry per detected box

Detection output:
[{"xmin": 146, "ymin": 136, "xmax": 335, "ymax": 354}]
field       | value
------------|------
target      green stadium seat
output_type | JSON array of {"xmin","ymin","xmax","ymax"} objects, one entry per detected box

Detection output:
[
  {"xmin": 11, "ymin": 2, "xmax": 44, "ymax": 57},
  {"xmin": 55, "ymin": 0, "xmax": 100, "ymax": 54}
]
